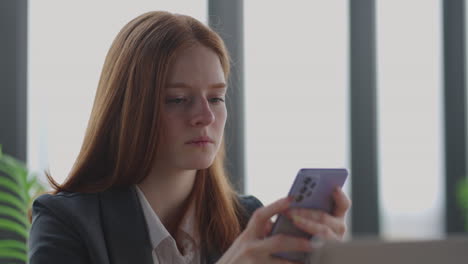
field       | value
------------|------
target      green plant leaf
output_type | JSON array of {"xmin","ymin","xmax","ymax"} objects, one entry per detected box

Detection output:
[
  {"xmin": 0, "ymin": 192, "xmax": 27, "ymax": 216},
  {"xmin": 0, "ymin": 145, "xmax": 47, "ymax": 262},
  {"xmin": 0, "ymin": 155, "xmax": 27, "ymax": 175},
  {"xmin": 7, "ymin": 161, "xmax": 27, "ymax": 190},
  {"xmin": 0, "ymin": 248, "xmax": 27, "ymax": 262},
  {"xmin": 0, "ymin": 240, "xmax": 27, "ymax": 253},
  {"xmin": 0, "ymin": 158, "xmax": 28, "ymax": 195},
  {"xmin": 0, "ymin": 219, "xmax": 27, "ymax": 238},
  {"xmin": 0, "ymin": 177, "xmax": 27, "ymax": 203},
  {"xmin": 0, "ymin": 163, "xmax": 19, "ymax": 184},
  {"xmin": 456, "ymin": 178, "xmax": 468, "ymax": 230},
  {"xmin": 0, "ymin": 205, "xmax": 28, "ymax": 227},
  {"xmin": 0, "ymin": 193, "xmax": 26, "ymax": 213},
  {"xmin": 26, "ymin": 174, "xmax": 38, "ymax": 191},
  {"xmin": 26, "ymin": 175, "xmax": 43, "ymax": 197},
  {"xmin": 457, "ymin": 179, "xmax": 468, "ymax": 208}
]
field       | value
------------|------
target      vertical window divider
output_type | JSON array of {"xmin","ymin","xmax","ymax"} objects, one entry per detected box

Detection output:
[
  {"xmin": 443, "ymin": 0, "xmax": 467, "ymax": 234},
  {"xmin": 350, "ymin": 0, "xmax": 380, "ymax": 236},
  {"xmin": 208, "ymin": 0, "xmax": 245, "ymax": 193}
]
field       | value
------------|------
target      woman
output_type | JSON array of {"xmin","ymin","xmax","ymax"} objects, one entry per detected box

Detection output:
[{"xmin": 28, "ymin": 11, "xmax": 350, "ymax": 264}]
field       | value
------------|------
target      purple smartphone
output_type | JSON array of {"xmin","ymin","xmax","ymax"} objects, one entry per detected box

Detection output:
[{"xmin": 268, "ymin": 168, "xmax": 348, "ymax": 263}]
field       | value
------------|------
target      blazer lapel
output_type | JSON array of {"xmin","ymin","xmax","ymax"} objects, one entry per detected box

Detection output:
[{"xmin": 99, "ymin": 186, "xmax": 154, "ymax": 264}]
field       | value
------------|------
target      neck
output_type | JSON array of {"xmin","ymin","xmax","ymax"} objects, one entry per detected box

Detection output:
[{"xmin": 137, "ymin": 165, "xmax": 197, "ymax": 235}]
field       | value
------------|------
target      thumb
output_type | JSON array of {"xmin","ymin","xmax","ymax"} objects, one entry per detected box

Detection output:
[{"xmin": 246, "ymin": 196, "xmax": 293, "ymax": 239}]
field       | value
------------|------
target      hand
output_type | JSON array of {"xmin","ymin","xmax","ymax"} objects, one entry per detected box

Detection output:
[
  {"xmin": 216, "ymin": 197, "xmax": 313, "ymax": 264},
  {"xmin": 286, "ymin": 187, "xmax": 351, "ymax": 241}
]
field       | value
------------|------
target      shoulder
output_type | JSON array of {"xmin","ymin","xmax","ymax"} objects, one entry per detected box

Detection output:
[
  {"xmin": 29, "ymin": 192, "xmax": 100, "ymax": 263},
  {"xmin": 30, "ymin": 191, "xmax": 101, "ymax": 241},
  {"xmin": 33, "ymin": 191, "xmax": 98, "ymax": 207},
  {"xmin": 31, "ymin": 191, "xmax": 99, "ymax": 224},
  {"xmin": 237, "ymin": 194, "xmax": 263, "ymax": 214},
  {"xmin": 236, "ymin": 194, "xmax": 263, "ymax": 229},
  {"xmin": 30, "ymin": 191, "xmax": 103, "ymax": 244}
]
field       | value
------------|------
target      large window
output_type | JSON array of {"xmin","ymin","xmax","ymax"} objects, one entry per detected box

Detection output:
[
  {"xmin": 377, "ymin": 0, "xmax": 444, "ymax": 239},
  {"xmin": 244, "ymin": 1, "xmax": 349, "ymax": 209},
  {"xmin": 245, "ymin": 0, "xmax": 445, "ymax": 240},
  {"xmin": 28, "ymin": 1, "xmax": 208, "ymax": 186}
]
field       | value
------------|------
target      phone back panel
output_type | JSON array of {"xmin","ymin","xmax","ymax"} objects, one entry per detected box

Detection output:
[{"xmin": 269, "ymin": 168, "xmax": 348, "ymax": 263}]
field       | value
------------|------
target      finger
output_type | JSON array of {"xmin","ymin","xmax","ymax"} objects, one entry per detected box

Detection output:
[
  {"xmin": 287, "ymin": 209, "xmax": 346, "ymax": 237},
  {"xmin": 260, "ymin": 234, "xmax": 313, "ymax": 254},
  {"xmin": 332, "ymin": 187, "xmax": 351, "ymax": 218},
  {"xmin": 289, "ymin": 216, "xmax": 340, "ymax": 241},
  {"xmin": 270, "ymin": 257, "xmax": 304, "ymax": 264},
  {"xmin": 247, "ymin": 196, "xmax": 293, "ymax": 238},
  {"xmin": 263, "ymin": 219, "xmax": 274, "ymax": 237}
]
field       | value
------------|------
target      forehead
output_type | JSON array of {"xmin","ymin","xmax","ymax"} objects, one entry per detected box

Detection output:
[{"xmin": 166, "ymin": 44, "xmax": 225, "ymax": 86}]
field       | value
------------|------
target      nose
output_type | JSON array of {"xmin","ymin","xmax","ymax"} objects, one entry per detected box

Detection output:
[{"xmin": 189, "ymin": 98, "xmax": 215, "ymax": 127}]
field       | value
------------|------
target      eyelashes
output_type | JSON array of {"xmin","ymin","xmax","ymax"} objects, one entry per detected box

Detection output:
[
  {"xmin": 166, "ymin": 98, "xmax": 187, "ymax": 104},
  {"xmin": 165, "ymin": 97, "xmax": 225, "ymax": 105},
  {"xmin": 208, "ymin": 97, "xmax": 225, "ymax": 103}
]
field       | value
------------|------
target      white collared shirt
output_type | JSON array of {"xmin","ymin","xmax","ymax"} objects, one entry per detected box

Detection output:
[{"xmin": 134, "ymin": 185, "xmax": 201, "ymax": 264}]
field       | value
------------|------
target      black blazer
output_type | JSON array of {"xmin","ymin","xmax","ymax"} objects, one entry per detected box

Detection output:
[{"xmin": 28, "ymin": 186, "xmax": 263, "ymax": 264}]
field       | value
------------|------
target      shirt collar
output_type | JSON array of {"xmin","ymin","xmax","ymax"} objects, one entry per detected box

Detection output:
[{"xmin": 134, "ymin": 184, "xmax": 198, "ymax": 250}]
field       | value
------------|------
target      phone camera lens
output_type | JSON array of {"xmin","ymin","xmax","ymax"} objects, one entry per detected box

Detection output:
[
  {"xmin": 304, "ymin": 177, "xmax": 311, "ymax": 184},
  {"xmin": 310, "ymin": 182, "xmax": 317, "ymax": 189},
  {"xmin": 300, "ymin": 186, "xmax": 307, "ymax": 193},
  {"xmin": 295, "ymin": 194, "xmax": 304, "ymax": 202}
]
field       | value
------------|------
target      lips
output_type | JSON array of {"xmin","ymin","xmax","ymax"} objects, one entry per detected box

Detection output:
[{"xmin": 186, "ymin": 136, "xmax": 214, "ymax": 144}]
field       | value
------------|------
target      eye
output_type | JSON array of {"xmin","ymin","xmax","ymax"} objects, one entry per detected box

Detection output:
[
  {"xmin": 209, "ymin": 97, "xmax": 225, "ymax": 104},
  {"xmin": 166, "ymin": 97, "xmax": 187, "ymax": 104}
]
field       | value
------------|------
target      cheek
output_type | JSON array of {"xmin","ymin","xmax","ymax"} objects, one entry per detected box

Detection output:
[
  {"xmin": 216, "ymin": 108, "xmax": 227, "ymax": 130},
  {"xmin": 161, "ymin": 111, "xmax": 185, "ymax": 129},
  {"xmin": 159, "ymin": 114, "xmax": 183, "ymax": 143}
]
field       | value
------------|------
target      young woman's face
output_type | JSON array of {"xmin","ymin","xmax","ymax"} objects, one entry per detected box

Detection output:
[{"xmin": 157, "ymin": 44, "xmax": 227, "ymax": 170}]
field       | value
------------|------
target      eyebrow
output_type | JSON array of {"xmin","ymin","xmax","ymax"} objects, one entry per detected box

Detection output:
[{"xmin": 166, "ymin": 82, "xmax": 227, "ymax": 89}]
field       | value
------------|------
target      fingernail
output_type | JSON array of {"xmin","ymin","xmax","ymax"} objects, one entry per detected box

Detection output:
[{"xmin": 292, "ymin": 215, "xmax": 305, "ymax": 224}]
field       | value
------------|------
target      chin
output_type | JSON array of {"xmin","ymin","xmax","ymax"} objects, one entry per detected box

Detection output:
[{"xmin": 181, "ymin": 157, "xmax": 216, "ymax": 170}]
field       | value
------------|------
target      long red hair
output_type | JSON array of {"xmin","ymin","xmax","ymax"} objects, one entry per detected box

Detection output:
[{"xmin": 45, "ymin": 11, "xmax": 245, "ymax": 254}]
